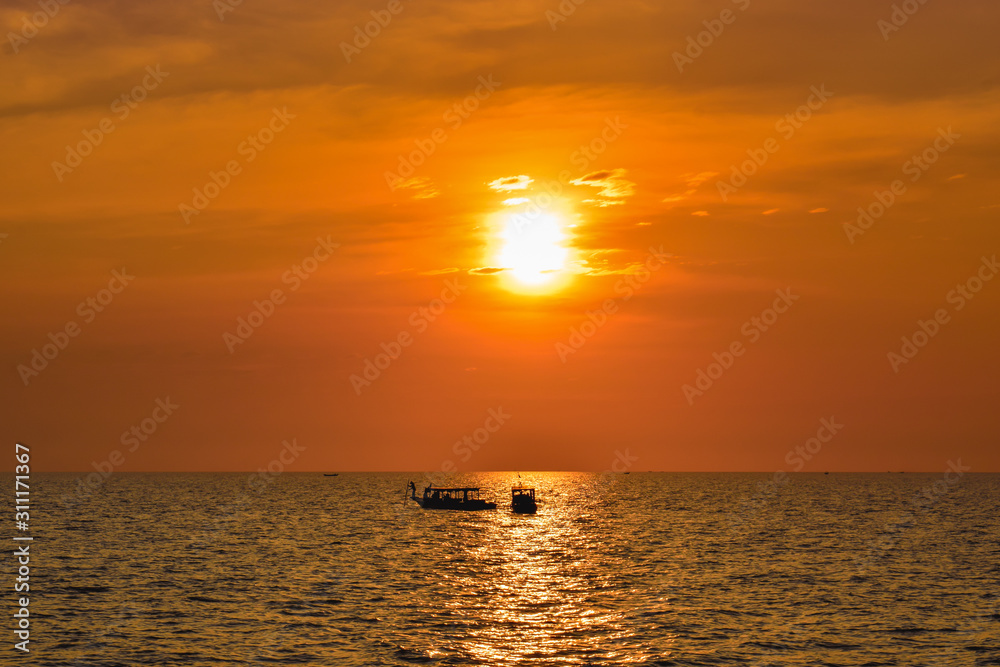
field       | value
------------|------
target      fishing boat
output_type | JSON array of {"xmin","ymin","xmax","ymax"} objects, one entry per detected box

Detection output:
[
  {"xmin": 408, "ymin": 481, "xmax": 497, "ymax": 511},
  {"xmin": 511, "ymin": 486, "xmax": 537, "ymax": 514}
]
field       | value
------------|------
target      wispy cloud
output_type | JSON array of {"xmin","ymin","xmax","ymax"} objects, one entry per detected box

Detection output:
[
  {"xmin": 418, "ymin": 267, "xmax": 460, "ymax": 275},
  {"xmin": 488, "ymin": 175, "xmax": 532, "ymax": 192},
  {"xmin": 396, "ymin": 177, "xmax": 439, "ymax": 199},
  {"xmin": 683, "ymin": 171, "xmax": 718, "ymax": 187},
  {"xmin": 570, "ymin": 168, "xmax": 635, "ymax": 204}
]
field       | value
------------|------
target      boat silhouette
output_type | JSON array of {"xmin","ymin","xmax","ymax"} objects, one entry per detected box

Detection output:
[
  {"xmin": 511, "ymin": 486, "xmax": 537, "ymax": 514},
  {"xmin": 407, "ymin": 481, "xmax": 497, "ymax": 510}
]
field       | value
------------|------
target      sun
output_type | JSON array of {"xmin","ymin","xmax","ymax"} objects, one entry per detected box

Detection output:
[{"xmin": 497, "ymin": 212, "xmax": 571, "ymax": 291}]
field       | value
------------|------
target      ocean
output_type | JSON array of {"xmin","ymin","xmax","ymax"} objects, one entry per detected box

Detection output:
[{"xmin": 21, "ymin": 472, "xmax": 1000, "ymax": 665}]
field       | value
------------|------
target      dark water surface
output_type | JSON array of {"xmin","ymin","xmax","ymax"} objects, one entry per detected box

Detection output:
[{"xmin": 20, "ymin": 472, "xmax": 1000, "ymax": 665}]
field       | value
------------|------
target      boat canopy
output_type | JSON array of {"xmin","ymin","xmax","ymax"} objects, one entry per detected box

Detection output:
[{"xmin": 425, "ymin": 486, "xmax": 484, "ymax": 492}]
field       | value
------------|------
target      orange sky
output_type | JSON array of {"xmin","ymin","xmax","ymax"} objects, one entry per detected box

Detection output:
[{"xmin": 3, "ymin": 0, "xmax": 999, "ymax": 473}]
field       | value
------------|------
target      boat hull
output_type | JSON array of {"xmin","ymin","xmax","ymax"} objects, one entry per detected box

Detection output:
[
  {"xmin": 414, "ymin": 497, "xmax": 497, "ymax": 511},
  {"xmin": 512, "ymin": 498, "xmax": 537, "ymax": 514}
]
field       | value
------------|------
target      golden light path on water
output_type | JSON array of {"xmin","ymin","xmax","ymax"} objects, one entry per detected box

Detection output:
[{"xmin": 400, "ymin": 472, "xmax": 660, "ymax": 665}]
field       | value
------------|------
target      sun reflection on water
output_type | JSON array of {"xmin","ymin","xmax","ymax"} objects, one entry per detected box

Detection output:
[{"xmin": 434, "ymin": 472, "xmax": 657, "ymax": 665}]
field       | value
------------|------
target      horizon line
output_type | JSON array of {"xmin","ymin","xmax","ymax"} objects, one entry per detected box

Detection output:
[{"xmin": 17, "ymin": 470, "xmax": 1000, "ymax": 475}]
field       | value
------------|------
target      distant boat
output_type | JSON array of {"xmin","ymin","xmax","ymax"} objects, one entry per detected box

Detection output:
[
  {"xmin": 408, "ymin": 481, "xmax": 497, "ymax": 511},
  {"xmin": 324, "ymin": 473, "xmax": 339, "ymax": 477},
  {"xmin": 511, "ymin": 486, "xmax": 537, "ymax": 514}
]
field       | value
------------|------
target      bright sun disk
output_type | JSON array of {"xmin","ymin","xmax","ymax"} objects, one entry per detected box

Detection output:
[{"xmin": 498, "ymin": 213, "xmax": 569, "ymax": 286}]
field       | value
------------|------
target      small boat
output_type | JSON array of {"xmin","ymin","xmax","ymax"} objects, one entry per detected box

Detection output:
[
  {"xmin": 323, "ymin": 473, "xmax": 339, "ymax": 477},
  {"xmin": 511, "ymin": 486, "xmax": 537, "ymax": 514},
  {"xmin": 408, "ymin": 481, "xmax": 497, "ymax": 511}
]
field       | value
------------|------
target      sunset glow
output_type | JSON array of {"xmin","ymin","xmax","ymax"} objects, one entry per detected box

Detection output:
[
  {"xmin": 6, "ymin": 1, "xmax": 999, "ymax": 664},
  {"xmin": 498, "ymin": 212, "xmax": 570, "ymax": 289},
  {"xmin": 2, "ymin": 0, "xmax": 998, "ymax": 477}
]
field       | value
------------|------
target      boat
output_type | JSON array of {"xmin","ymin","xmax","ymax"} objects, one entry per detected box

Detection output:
[
  {"xmin": 511, "ymin": 486, "xmax": 537, "ymax": 514},
  {"xmin": 408, "ymin": 481, "xmax": 497, "ymax": 511},
  {"xmin": 324, "ymin": 473, "xmax": 339, "ymax": 476}
]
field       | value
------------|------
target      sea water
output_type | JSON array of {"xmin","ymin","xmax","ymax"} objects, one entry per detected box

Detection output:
[{"xmin": 22, "ymin": 472, "xmax": 1000, "ymax": 665}]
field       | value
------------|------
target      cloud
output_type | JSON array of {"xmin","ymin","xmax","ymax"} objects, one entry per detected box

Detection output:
[
  {"xmin": 502, "ymin": 197, "xmax": 530, "ymax": 206},
  {"xmin": 661, "ymin": 174, "xmax": 713, "ymax": 205},
  {"xmin": 395, "ymin": 177, "xmax": 439, "ymax": 199},
  {"xmin": 809, "ymin": 207, "xmax": 829, "ymax": 213},
  {"xmin": 662, "ymin": 189, "xmax": 697, "ymax": 204},
  {"xmin": 683, "ymin": 171, "xmax": 718, "ymax": 187},
  {"xmin": 418, "ymin": 267, "xmax": 460, "ymax": 275},
  {"xmin": 468, "ymin": 267, "xmax": 507, "ymax": 275},
  {"xmin": 692, "ymin": 211, "xmax": 709, "ymax": 216},
  {"xmin": 763, "ymin": 208, "xmax": 779, "ymax": 215},
  {"xmin": 570, "ymin": 168, "xmax": 636, "ymax": 203},
  {"xmin": 488, "ymin": 175, "xmax": 532, "ymax": 192},
  {"xmin": 574, "ymin": 249, "xmax": 671, "ymax": 276}
]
